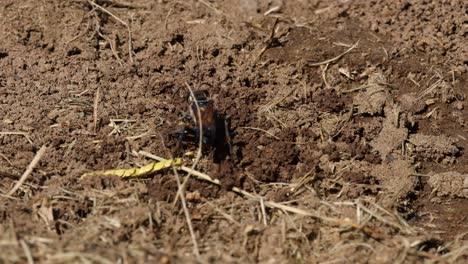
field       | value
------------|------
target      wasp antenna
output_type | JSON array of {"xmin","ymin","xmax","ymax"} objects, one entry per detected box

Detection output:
[{"xmin": 199, "ymin": 82, "xmax": 213, "ymax": 90}]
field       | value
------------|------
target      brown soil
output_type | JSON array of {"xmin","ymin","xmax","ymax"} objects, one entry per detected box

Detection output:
[{"xmin": 1, "ymin": 0, "xmax": 467, "ymax": 263}]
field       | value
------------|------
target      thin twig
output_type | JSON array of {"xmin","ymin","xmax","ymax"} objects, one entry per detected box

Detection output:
[
  {"xmin": 185, "ymin": 82, "xmax": 204, "ymax": 168},
  {"xmin": 170, "ymin": 156, "xmax": 201, "ymax": 258},
  {"xmin": 93, "ymin": 87, "xmax": 100, "ymax": 133},
  {"xmin": 321, "ymin": 63, "xmax": 331, "ymax": 88},
  {"xmin": 264, "ymin": 6, "xmax": 281, "ymax": 16},
  {"xmin": 20, "ymin": 239, "xmax": 34, "ymax": 264},
  {"xmin": 355, "ymin": 199, "xmax": 407, "ymax": 234},
  {"xmin": 237, "ymin": 126, "xmax": 280, "ymax": 140},
  {"xmin": 140, "ymin": 151, "xmax": 218, "ymax": 184},
  {"xmin": 309, "ymin": 41, "xmax": 359, "ymax": 66},
  {"xmin": 198, "ymin": 0, "xmax": 222, "ymax": 15},
  {"xmin": 94, "ymin": 14, "xmax": 124, "ymax": 66},
  {"xmin": 260, "ymin": 197, "xmax": 268, "ymax": 226},
  {"xmin": 6, "ymin": 146, "xmax": 47, "ymax": 196},
  {"xmin": 88, "ymin": 0, "xmax": 134, "ymax": 64},
  {"xmin": 0, "ymin": 131, "xmax": 34, "ymax": 145},
  {"xmin": 164, "ymin": 8, "xmax": 172, "ymax": 31},
  {"xmin": 126, "ymin": 130, "xmax": 151, "ymax": 140},
  {"xmin": 257, "ymin": 18, "xmax": 279, "ymax": 60},
  {"xmin": 0, "ymin": 193, "xmax": 20, "ymax": 200},
  {"xmin": 418, "ymin": 79, "xmax": 442, "ymax": 99},
  {"xmin": 157, "ymin": 135, "xmax": 201, "ymax": 258},
  {"xmin": 0, "ymin": 152, "xmax": 13, "ymax": 166}
]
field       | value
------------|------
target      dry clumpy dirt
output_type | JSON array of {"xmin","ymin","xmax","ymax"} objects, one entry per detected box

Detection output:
[{"xmin": 1, "ymin": 0, "xmax": 467, "ymax": 263}]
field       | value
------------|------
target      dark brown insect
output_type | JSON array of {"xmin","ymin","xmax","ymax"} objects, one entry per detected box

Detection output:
[
  {"xmin": 175, "ymin": 89, "xmax": 232, "ymax": 162},
  {"xmin": 187, "ymin": 90, "xmax": 217, "ymax": 147}
]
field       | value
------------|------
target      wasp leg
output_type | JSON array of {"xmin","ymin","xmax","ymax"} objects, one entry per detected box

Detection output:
[
  {"xmin": 173, "ymin": 127, "xmax": 195, "ymax": 154},
  {"xmin": 178, "ymin": 111, "xmax": 193, "ymax": 122},
  {"xmin": 224, "ymin": 115, "xmax": 233, "ymax": 157}
]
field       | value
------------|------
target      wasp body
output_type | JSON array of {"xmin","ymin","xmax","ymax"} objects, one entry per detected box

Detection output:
[
  {"xmin": 175, "ymin": 89, "xmax": 232, "ymax": 162},
  {"xmin": 188, "ymin": 90, "xmax": 217, "ymax": 148}
]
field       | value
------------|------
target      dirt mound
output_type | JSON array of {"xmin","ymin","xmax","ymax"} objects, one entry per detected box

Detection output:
[{"xmin": 428, "ymin": 171, "xmax": 468, "ymax": 198}]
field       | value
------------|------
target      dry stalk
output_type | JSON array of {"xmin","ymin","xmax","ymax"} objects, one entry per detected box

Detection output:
[
  {"xmin": 126, "ymin": 130, "xmax": 151, "ymax": 141},
  {"xmin": 198, "ymin": 0, "xmax": 222, "ymax": 15},
  {"xmin": 100, "ymin": 35, "xmax": 123, "ymax": 65},
  {"xmin": 0, "ymin": 152, "xmax": 13, "ymax": 166},
  {"xmin": 418, "ymin": 78, "xmax": 442, "ymax": 99},
  {"xmin": 164, "ymin": 8, "xmax": 172, "ymax": 30},
  {"xmin": 66, "ymin": 7, "xmax": 96, "ymax": 47},
  {"xmin": 214, "ymin": 207, "xmax": 240, "ymax": 226},
  {"xmin": 264, "ymin": 6, "xmax": 281, "ymax": 16},
  {"xmin": 0, "ymin": 131, "xmax": 34, "ymax": 145},
  {"xmin": 6, "ymin": 145, "xmax": 47, "ymax": 196},
  {"xmin": 237, "ymin": 126, "xmax": 280, "ymax": 140},
  {"xmin": 260, "ymin": 197, "xmax": 268, "ymax": 226},
  {"xmin": 19, "ymin": 239, "xmax": 34, "ymax": 264},
  {"xmin": 167, "ymin": 157, "xmax": 200, "ymax": 258},
  {"xmin": 321, "ymin": 63, "xmax": 331, "ymax": 88}
]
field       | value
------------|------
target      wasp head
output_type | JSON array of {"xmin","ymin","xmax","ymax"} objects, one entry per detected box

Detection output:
[{"xmin": 187, "ymin": 90, "xmax": 209, "ymax": 106}]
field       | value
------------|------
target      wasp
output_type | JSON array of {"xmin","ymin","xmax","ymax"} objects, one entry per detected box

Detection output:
[{"xmin": 175, "ymin": 89, "xmax": 232, "ymax": 162}]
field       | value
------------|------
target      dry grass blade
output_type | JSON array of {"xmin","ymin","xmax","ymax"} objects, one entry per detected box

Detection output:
[
  {"xmin": 93, "ymin": 87, "xmax": 100, "ymax": 133},
  {"xmin": 6, "ymin": 145, "xmax": 47, "ymax": 196},
  {"xmin": 140, "ymin": 151, "xmax": 219, "ymax": 184},
  {"xmin": 0, "ymin": 152, "xmax": 13, "ymax": 166},
  {"xmin": 216, "ymin": 208, "xmax": 240, "ymax": 225},
  {"xmin": 309, "ymin": 41, "xmax": 359, "ymax": 66},
  {"xmin": 264, "ymin": 6, "xmax": 281, "ymax": 16},
  {"xmin": 80, "ymin": 159, "xmax": 182, "ymax": 179},
  {"xmin": 355, "ymin": 199, "xmax": 410, "ymax": 234},
  {"xmin": 418, "ymin": 79, "xmax": 442, "ymax": 99},
  {"xmin": 164, "ymin": 8, "xmax": 173, "ymax": 30},
  {"xmin": 260, "ymin": 197, "xmax": 268, "ymax": 226}
]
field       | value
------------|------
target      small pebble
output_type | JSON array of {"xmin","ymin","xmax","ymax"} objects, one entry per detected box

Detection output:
[{"xmin": 454, "ymin": 101, "xmax": 464, "ymax": 110}]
